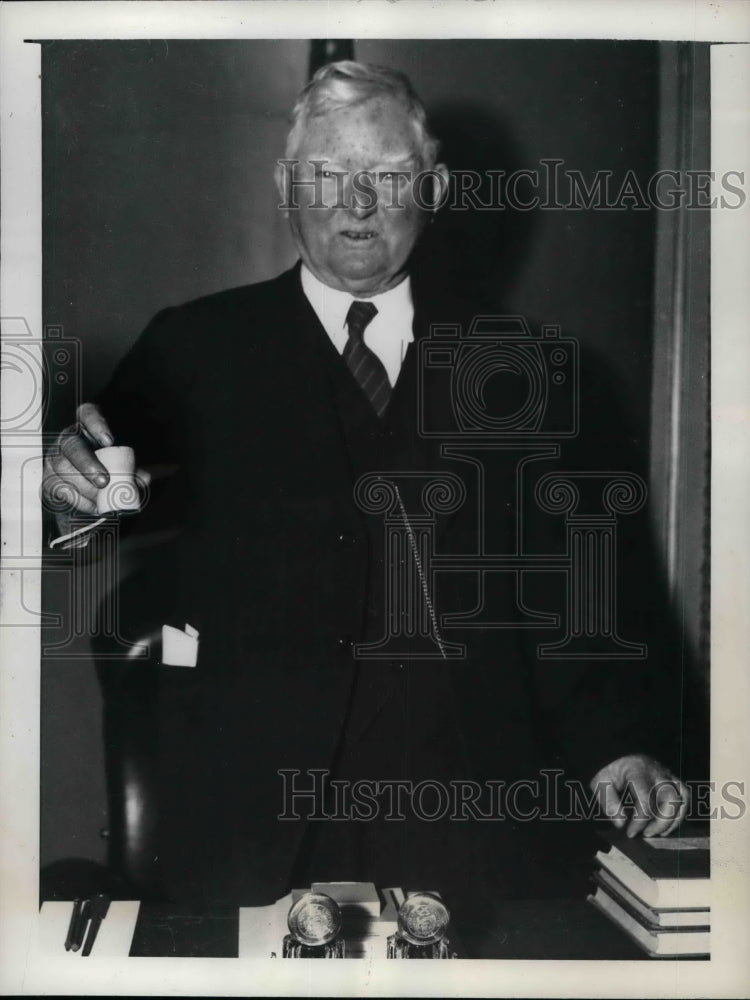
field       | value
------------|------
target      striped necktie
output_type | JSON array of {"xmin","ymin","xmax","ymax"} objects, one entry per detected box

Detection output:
[{"xmin": 343, "ymin": 300, "xmax": 391, "ymax": 418}]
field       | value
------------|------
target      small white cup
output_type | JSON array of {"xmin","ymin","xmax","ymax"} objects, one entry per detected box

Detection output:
[{"xmin": 94, "ymin": 446, "xmax": 142, "ymax": 514}]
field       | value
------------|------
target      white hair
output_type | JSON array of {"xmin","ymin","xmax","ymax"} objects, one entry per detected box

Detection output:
[{"xmin": 285, "ymin": 60, "xmax": 440, "ymax": 167}]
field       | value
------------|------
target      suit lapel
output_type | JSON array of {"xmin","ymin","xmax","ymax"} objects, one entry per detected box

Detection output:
[
  {"xmin": 274, "ymin": 264, "xmax": 474, "ymax": 542},
  {"xmin": 378, "ymin": 284, "xmax": 476, "ymax": 547}
]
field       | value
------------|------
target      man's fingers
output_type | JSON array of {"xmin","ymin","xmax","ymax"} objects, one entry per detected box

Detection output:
[
  {"xmin": 135, "ymin": 467, "xmax": 152, "ymax": 490},
  {"xmin": 642, "ymin": 780, "xmax": 683, "ymax": 837},
  {"xmin": 624, "ymin": 776, "xmax": 654, "ymax": 838},
  {"xmin": 44, "ymin": 475, "xmax": 98, "ymax": 517},
  {"xmin": 58, "ymin": 430, "xmax": 110, "ymax": 487},
  {"xmin": 629, "ymin": 775, "xmax": 690, "ymax": 838},
  {"xmin": 45, "ymin": 454, "xmax": 100, "ymax": 504},
  {"xmin": 662, "ymin": 779, "xmax": 690, "ymax": 837},
  {"xmin": 77, "ymin": 403, "xmax": 114, "ymax": 448},
  {"xmin": 593, "ymin": 775, "xmax": 628, "ymax": 829}
]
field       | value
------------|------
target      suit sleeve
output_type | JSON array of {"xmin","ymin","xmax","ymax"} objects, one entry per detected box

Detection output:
[
  {"xmin": 95, "ymin": 307, "xmax": 186, "ymax": 468},
  {"xmin": 93, "ymin": 306, "xmax": 193, "ymax": 537}
]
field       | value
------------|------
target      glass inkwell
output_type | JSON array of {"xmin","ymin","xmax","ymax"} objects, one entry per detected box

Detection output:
[
  {"xmin": 282, "ymin": 892, "xmax": 346, "ymax": 958},
  {"xmin": 387, "ymin": 892, "xmax": 456, "ymax": 959}
]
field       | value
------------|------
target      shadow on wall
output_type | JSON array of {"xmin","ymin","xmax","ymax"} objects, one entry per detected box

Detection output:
[{"xmin": 414, "ymin": 104, "xmax": 539, "ymax": 309}]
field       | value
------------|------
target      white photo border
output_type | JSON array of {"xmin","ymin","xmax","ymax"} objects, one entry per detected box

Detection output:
[{"xmin": 1, "ymin": 2, "xmax": 748, "ymax": 996}]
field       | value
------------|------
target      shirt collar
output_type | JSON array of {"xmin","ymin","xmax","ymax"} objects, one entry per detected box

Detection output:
[{"xmin": 300, "ymin": 263, "xmax": 414, "ymax": 342}]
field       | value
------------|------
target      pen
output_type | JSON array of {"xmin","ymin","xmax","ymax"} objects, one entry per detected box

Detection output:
[
  {"xmin": 81, "ymin": 894, "xmax": 111, "ymax": 957},
  {"xmin": 70, "ymin": 899, "xmax": 90, "ymax": 953},
  {"xmin": 64, "ymin": 899, "xmax": 82, "ymax": 952}
]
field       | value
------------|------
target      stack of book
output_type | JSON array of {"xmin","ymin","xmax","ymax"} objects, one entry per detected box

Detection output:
[{"xmin": 588, "ymin": 829, "xmax": 710, "ymax": 957}]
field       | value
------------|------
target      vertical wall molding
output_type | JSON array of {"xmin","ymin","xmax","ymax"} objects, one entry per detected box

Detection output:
[{"xmin": 650, "ymin": 43, "xmax": 711, "ymax": 694}]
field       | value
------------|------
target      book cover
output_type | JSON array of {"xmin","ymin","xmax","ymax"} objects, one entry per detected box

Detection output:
[
  {"xmin": 595, "ymin": 828, "xmax": 710, "ymax": 909},
  {"xmin": 588, "ymin": 885, "xmax": 710, "ymax": 958},
  {"xmin": 592, "ymin": 869, "xmax": 710, "ymax": 927},
  {"xmin": 601, "ymin": 828, "xmax": 709, "ymax": 880}
]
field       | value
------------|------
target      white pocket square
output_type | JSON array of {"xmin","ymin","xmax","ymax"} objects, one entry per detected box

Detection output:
[{"xmin": 162, "ymin": 623, "xmax": 200, "ymax": 667}]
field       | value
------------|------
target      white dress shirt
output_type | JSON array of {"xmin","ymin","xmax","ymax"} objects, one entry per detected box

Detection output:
[{"xmin": 300, "ymin": 264, "xmax": 414, "ymax": 388}]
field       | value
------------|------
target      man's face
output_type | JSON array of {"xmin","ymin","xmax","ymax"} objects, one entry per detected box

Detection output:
[{"xmin": 277, "ymin": 94, "xmax": 447, "ymax": 297}]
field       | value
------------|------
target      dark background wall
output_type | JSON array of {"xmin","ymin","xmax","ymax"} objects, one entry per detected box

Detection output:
[{"xmin": 41, "ymin": 39, "xmax": 661, "ymax": 867}]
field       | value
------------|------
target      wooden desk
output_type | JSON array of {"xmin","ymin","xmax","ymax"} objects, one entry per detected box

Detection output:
[{"xmin": 37, "ymin": 895, "xmax": 654, "ymax": 960}]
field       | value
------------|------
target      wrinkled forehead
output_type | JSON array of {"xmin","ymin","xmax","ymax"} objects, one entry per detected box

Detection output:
[{"xmin": 296, "ymin": 95, "xmax": 423, "ymax": 165}]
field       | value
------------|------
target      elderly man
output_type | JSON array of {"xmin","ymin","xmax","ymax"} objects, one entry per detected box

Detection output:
[{"xmin": 44, "ymin": 62, "xmax": 688, "ymax": 909}]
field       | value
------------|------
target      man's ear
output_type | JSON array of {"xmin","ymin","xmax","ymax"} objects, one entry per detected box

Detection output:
[
  {"xmin": 274, "ymin": 160, "xmax": 290, "ymax": 216},
  {"xmin": 430, "ymin": 163, "xmax": 450, "ymax": 212}
]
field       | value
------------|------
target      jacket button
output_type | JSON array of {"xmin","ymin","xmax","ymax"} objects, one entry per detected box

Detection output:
[{"xmin": 338, "ymin": 532, "xmax": 356, "ymax": 548}]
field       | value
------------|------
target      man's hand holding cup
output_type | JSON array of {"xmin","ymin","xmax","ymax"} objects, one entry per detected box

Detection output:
[{"xmin": 43, "ymin": 402, "xmax": 151, "ymax": 546}]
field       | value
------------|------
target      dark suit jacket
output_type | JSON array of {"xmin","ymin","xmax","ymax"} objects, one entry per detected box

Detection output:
[{"xmin": 95, "ymin": 263, "xmax": 685, "ymax": 905}]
